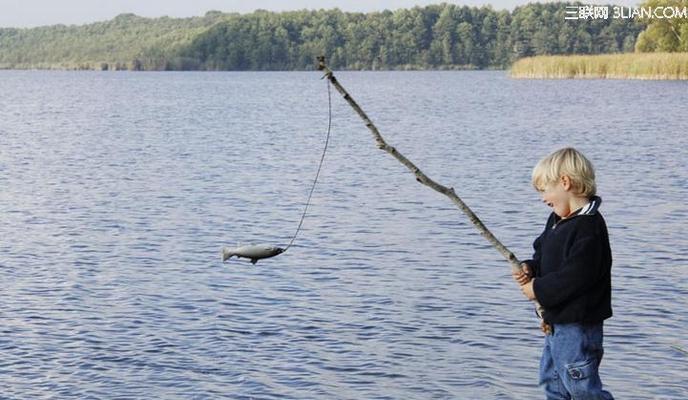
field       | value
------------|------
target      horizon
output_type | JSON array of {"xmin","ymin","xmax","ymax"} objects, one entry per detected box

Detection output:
[{"xmin": 0, "ymin": 0, "xmax": 643, "ymax": 29}]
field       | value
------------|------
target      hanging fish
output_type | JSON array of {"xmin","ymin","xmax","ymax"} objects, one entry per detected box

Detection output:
[{"xmin": 221, "ymin": 244, "xmax": 285, "ymax": 264}]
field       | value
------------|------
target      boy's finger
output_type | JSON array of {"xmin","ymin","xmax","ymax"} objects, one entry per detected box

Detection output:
[{"xmin": 520, "ymin": 263, "xmax": 531, "ymax": 275}]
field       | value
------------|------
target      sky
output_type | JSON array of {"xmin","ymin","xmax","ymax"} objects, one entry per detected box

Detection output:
[{"xmin": 0, "ymin": 0, "xmax": 641, "ymax": 28}]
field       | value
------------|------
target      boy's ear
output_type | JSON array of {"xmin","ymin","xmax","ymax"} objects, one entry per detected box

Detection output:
[{"xmin": 560, "ymin": 175, "xmax": 572, "ymax": 191}]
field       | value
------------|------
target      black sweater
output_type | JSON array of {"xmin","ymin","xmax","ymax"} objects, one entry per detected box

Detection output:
[{"xmin": 527, "ymin": 196, "xmax": 612, "ymax": 324}]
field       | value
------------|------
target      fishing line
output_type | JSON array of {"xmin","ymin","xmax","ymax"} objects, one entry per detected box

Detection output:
[
  {"xmin": 284, "ymin": 79, "xmax": 332, "ymax": 251},
  {"xmin": 221, "ymin": 79, "xmax": 332, "ymax": 264}
]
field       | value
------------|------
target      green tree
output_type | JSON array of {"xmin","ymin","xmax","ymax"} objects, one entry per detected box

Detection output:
[
  {"xmin": 635, "ymin": 0, "xmax": 688, "ymax": 52},
  {"xmin": 433, "ymin": 5, "xmax": 458, "ymax": 65}
]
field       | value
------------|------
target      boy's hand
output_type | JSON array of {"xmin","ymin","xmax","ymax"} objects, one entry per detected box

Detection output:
[
  {"xmin": 540, "ymin": 321, "xmax": 553, "ymax": 335},
  {"xmin": 520, "ymin": 279, "xmax": 537, "ymax": 301},
  {"xmin": 512, "ymin": 263, "xmax": 532, "ymax": 286}
]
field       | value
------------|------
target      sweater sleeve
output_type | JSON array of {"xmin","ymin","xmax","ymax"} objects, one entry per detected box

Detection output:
[
  {"xmin": 525, "ymin": 233, "xmax": 543, "ymax": 276},
  {"xmin": 526, "ymin": 214, "xmax": 554, "ymax": 276},
  {"xmin": 532, "ymin": 229, "xmax": 605, "ymax": 309}
]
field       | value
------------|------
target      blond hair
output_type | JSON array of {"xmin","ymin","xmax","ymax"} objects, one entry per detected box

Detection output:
[{"xmin": 532, "ymin": 147, "xmax": 597, "ymax": 197}]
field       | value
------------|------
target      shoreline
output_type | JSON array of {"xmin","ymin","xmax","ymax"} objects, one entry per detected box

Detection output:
[{"xmin": 0, "ymin": 63, "xmax": 492, "ymax": 72}]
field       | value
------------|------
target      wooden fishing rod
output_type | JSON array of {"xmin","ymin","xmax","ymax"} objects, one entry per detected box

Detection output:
[{"xmin": 316, "ymin": 56, "xmax": 545, "ymax": 318}]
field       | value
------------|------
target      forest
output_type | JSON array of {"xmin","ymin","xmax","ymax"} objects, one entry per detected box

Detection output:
[{"xmin": 0, "ymin": 3, "xmax": 653, "ymax": 70}]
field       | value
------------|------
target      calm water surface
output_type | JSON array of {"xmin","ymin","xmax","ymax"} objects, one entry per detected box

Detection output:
[{"xmin": 0, "ymin": 71, "xmax": 686, "ymax": 399}]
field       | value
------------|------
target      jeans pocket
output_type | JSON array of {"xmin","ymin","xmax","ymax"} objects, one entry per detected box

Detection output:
[
  {"xmin": 566, "ymin": 358, "xmax": 594, "ymax": 380},
  {"xmin": 564, "ymin": 358, "xmax": 604, "ymax": 399}
]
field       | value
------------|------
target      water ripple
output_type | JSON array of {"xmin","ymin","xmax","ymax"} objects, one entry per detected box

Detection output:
[{"xmin": 0, "ymin": 71, "xmax": 685, "ymax": 399}]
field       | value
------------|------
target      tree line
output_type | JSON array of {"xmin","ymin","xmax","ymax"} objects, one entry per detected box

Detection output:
[
  {"xmin": 0, "ymin": 3, "xmax": 647, "ymax": 71},
  {"xmin": 181, "ymin": 3, "xmax": 644, "ymax": 70}
]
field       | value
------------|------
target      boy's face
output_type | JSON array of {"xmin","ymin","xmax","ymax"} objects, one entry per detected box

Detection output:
[{"xmin": 539, "ymin": 176, "xmax": 576, "ymax": 218}]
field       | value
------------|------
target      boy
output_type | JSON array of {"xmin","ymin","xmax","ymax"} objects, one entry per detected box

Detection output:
[{"xmin": 513, "ymin": 147, "xmax": 614, "ymax": 399}]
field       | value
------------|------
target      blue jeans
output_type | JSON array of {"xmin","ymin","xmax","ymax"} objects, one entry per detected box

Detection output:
[{"xmin": 539, "ymin": 323, "xmax": 613, "ymax": 400}]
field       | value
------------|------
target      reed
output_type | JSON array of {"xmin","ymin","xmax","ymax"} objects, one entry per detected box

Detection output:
[{"xmin": 510, "ymin": 52, "xmax": 688, "ymax": 80}]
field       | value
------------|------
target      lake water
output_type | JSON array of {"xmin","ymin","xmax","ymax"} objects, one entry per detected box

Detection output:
[{"xmin": 0, "ymin": 70, "xmax": 686, "ymax": 399}]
